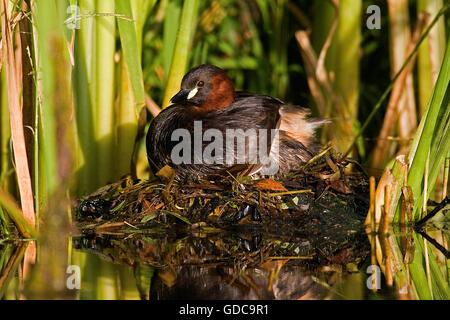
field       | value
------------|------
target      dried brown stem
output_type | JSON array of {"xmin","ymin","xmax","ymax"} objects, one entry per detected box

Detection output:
[
  {"xmin": 1, "ymin": 0, "xmax": 35, "ymax": 227},
  {"xmin": 370, "ymin": 13, "xmax": 427, "ymax": 174}
]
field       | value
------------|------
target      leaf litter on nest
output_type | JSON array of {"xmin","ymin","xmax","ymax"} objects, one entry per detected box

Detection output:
[{"xmin": 75, "ymin": 147, "xmax": 370, "ymax": 238}]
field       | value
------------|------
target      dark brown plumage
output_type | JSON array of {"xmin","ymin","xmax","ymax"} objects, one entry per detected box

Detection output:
[{"xmin": 146, "ymin": 64, "xmax": 325, "ymax": 180}]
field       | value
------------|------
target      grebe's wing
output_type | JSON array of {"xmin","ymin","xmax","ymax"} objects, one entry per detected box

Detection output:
[
  {"xmin": 235, "ymin": 91, "xmax": 284, "ymax": 105},
  {"xmin": 202, "ymin": 95, "xmax": 281, "ymax": 176}
]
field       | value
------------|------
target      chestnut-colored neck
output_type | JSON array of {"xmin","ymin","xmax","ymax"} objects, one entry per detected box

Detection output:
[{"xmin": 194, "ymin": 72, "xmax": 235, "ymax": 113}]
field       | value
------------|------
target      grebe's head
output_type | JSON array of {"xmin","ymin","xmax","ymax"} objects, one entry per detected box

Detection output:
[{"xmin": 170, "ymin": 64, "xmax": 235, "ymax": 112}]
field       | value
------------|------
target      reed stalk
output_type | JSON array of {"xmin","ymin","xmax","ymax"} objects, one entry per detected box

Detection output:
[
  {"xmin": 442, "ymin": 155, "xmax": 449, "ymax": 199},
  {"xmin": 95, "ymin": 0, "xmax": 116, "ymax": 185},
  {"xmin": 343, "ymin": 4, "xmax": 449, "ymax": 160},
  {"xmin": 73, "ymin": 0, "xmax": 98, "ymax": 195},
  {"xmin": 417, "ymin": 0, "xmax": 447, "ymax": 116},
  {"xmin": 388, "ymin": 0, "xmax": 417, "ymax": 144},
  {"xmin": 162, "ymin": 0, "xmax": 182, "ymax": 78},
  {"xmin": 116, "ymin": 0, "xmax": 146, "ymax": 110},
  {"xmin": 33, "ymin": 0, "xmax": 60, "ymax": 197},
  {"xmin": 115, "ymin": 0, "xmax": 149, "ymax": 179},
  {"xmin": 162, "ymin": 0, "xmax": 200, "ymax": 108},
  {"xmin": 32, "ymin": 0, "xmax": 77, "ymax": 205},
  {"xmin": 267, "ymin": 0, "xmax": 289, "ymax": 99},
  {"xmin": 312, "ymin": 0, "xmax": 362, "ymax": 155},
  {"xmin": 0, "ymin": 71, "xmax": 14, "ymax": 195},
  {"xmin": 370, "ymin": 0, "xmax": 418, "ymax": 173},
  {"xmin": 407, "ymin": 38, "xmax": 450, "ymax": 220},
  {"xmin": 132, "ymin": 0, "xmax": 156, "ymax": 51},
  {"xmin": 416, "ymin": 0, "xmax": 447, "ymax": 202},
  {"xmin": 18, "ymin": 1, "xmax": 35, "ymax": 186},
  {"xmin": 1, "ymin": 0, "xmax": 35, "ymax": 226}
]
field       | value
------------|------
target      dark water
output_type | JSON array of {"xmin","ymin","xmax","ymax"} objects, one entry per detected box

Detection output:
[
  {"xmin": 67, "ymin": 224, "xmax": 448, "ymax": 300},
  {"xmin": 0, "ymin": 221, "xmax": 448, "ymax": 300}
]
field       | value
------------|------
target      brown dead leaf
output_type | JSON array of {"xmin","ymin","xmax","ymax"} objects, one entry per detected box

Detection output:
[
  {"xmin": 141, "ymin": 199, "xmax": 155, "ymax": 214},
  {"xmin": 253, "ymin": 179, "xmax": 288, "ymax": 192},
  {"xmin": 156, "ymin": 165, "xmax": 175, "ymax": 181}
]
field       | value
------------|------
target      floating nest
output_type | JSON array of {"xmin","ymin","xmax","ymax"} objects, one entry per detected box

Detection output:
[
  {"xmin": 74, "ymin": 148, "xmax": 370, "ymax": 270},
  {"xmin": 75, "ymin": 148, "xmax": 369, "ymax": 235}
]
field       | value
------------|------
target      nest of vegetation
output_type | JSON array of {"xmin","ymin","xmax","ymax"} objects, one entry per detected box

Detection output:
[
  {"xmin": 74, "ymin": 147, "xmax": 371, "ymax": 272},
  {"xmin": 75, "ymin": 147, "xmax": 369, "ymax": 236}
]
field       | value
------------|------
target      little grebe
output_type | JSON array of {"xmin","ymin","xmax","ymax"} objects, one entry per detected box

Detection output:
[{"xmin": 146, "ymin": 64, "xmax": 326, "ymax": 180}]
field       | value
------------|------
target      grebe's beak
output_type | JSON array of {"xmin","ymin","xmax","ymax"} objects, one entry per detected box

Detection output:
[{"xmin": 170, "ymin": 88, "xmax": 198, "ymax": 104}]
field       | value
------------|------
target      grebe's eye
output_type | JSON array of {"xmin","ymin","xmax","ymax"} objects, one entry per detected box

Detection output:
[{"xmin": 197, "ymin": 80, "xmax": 204, "ymax": 87}]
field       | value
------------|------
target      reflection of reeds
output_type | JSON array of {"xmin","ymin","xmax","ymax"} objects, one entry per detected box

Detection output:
[
  {"xmin": 365, "ymin": 156, "xmax": 407, "ymax": 228},
  {"xmin": 0, "ymin": 242, "xmax": 29, "ymax": 298},
  {"xmin": 366, "ymin": 226, "xmax": 449, "ymax": 299},
  {"xmin": 0, "ymin": 188, "xmax": 36, "ymax": 238},
  {"xmin": 366, "ymin": 166, "xmax": 449, "ymax": 299},
  {"xmin": 366, "ymin": 123, "xmax": 448, "ymax": 299}
]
